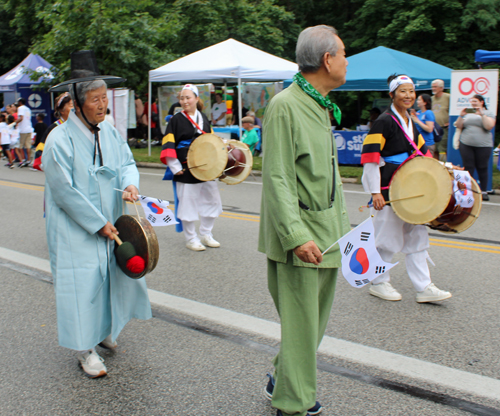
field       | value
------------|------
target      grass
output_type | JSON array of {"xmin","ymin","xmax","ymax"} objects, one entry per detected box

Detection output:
[
  {"xmin": 131, "ymin": 146, "xmax": 162, "ymax": 163},
  {"xmin": 131, "ymin": 147, "xmax": 500, "ymax": 189}
]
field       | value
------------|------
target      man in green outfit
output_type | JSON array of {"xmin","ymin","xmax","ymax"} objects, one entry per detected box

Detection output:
[{"xmin": 259, "ymin": 25, "xmax": 351, "ymax": 416}]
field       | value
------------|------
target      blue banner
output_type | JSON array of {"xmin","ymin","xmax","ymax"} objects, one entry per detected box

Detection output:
[{"xmin": 333, "ymin": 129, "xmax": 366, "ymax": 165}]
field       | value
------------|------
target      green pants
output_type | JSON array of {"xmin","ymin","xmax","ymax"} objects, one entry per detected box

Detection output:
[{"xmin": 267, "ymin": 255, "xmax": 338, "ymax": 416}]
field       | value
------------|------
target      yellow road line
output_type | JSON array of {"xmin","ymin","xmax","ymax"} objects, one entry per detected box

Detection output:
[
  {"xmin": 0, "ymin": 180, "xmax": 44, "ymax": 192},
  {"xmin": 430, "ymin": 238, "xmax": 500, "ymax": 251},
  {"xmin": 220, "ymin": 213, "xmax": 260, "ymax": 222},
  {"xmin": 2, "ymin": 179, "xmax": 500, "ymax": 252},
  {"xmin": 430, "ymin": 242, "xmax": 500, "ymax": 254}
]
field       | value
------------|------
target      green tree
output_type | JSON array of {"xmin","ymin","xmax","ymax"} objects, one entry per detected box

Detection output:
[
  {"xmin": 0, "ymin": 0, "xmax": 48, "ymax": 75},
  {"xmin": 31, "ymin": 0, "xmax": 178, "ymax": 92},
  {"xmin": 343, "ymin": 0, "xmax": 500, "ymax": 69},
  {"xmin": 166, "ymin": 0, "xmax": 300, "ymax": 60}
]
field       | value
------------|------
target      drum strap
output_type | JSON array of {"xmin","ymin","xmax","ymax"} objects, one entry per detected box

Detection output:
[
  {"xmin": 380, "ymin": 115, "xmax": 425, "ymax": 191},
  {"xmin": 390, "ymin": 115, "xmax": 424, "ymax": 157},
  {"xmin": 183, "ymin": 111, "xmax": 206, "ymax": 135}
]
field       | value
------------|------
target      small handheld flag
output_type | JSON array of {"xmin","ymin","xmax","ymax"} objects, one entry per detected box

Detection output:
[
  {"xmin": 325, "ymin": 217, "xmax": 398, "ymax": 288},
  {"xmin": 453, "ymin": 170, "xmax": 474, "ymax": 208},
  {"xmin": 138, "ymin": 195, "xmax": 178, "ymax": 227}
]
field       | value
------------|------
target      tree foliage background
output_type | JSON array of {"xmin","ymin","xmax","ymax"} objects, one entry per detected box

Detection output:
[{"xmin": 1, "ymin": 0, "xmax": 499, "ymax": 128}]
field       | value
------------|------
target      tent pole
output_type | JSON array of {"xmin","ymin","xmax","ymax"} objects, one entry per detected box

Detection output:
[
  {"xmin": 148, "ymin": 81, "xmax": 152, "ymax": 157},
  {"xmin": 238, "ymin": 77, "xmax": 242, "ymax": 139},
  {"xmin": 357, "ymin": 92, "xmax": 361, "ymax": 125},
  {"xmin": 224, "ymin": 81, "xmax": 227, "ymax": 126}
]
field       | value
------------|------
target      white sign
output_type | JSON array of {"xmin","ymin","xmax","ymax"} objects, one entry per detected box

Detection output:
[{"xmin": 449, "ymin": 69, "xmax": 498, "ymax": 116}]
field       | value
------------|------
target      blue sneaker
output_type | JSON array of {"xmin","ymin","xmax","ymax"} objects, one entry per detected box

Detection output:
[{"xmin": 266, "ymin": 373, "xmax": 323, "ymax": 415}]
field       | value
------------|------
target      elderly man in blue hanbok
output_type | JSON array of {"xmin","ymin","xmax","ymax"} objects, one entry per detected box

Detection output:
[{"xmin": 43, "ymin": 51, "xmax": 151, "ymax": 378}]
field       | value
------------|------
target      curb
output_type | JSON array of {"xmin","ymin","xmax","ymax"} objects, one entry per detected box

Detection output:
[{"xmin": 135, "ymin": 162, "xmax": 359, "ymax": 183}]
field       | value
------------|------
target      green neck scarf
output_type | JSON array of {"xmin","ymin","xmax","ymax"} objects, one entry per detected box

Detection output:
[{"xmin": 293, "ymin": 72, "xmax": 341, "ymax": 125}]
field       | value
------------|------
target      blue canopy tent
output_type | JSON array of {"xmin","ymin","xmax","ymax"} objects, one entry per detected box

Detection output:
[
  {"xmin": 334, "ymin": 46, "xmax": 452, "ymax": 91},
  {"xmin": 475, "ymin": 49, "xmax": 500, "ymax": 64},
  {"xmin": 0, "ymin": 54, "xmax": 55, "ymax": 126}
]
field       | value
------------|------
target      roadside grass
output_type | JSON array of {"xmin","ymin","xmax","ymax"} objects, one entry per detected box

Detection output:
[{"xmin": 131, "ymin": 147, "xmax": 500, "ymax": 189}]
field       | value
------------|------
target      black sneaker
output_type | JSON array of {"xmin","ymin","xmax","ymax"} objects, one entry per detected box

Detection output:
[
  {"xmin": 482, "ymin": 193, "xmax": 490, "ymax": 201},
  {"xmin": 266, "ymin": 373, "xmax": 322, "ymax": 415}
]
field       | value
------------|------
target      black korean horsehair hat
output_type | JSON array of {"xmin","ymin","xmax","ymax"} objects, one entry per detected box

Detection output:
[
  {"xmin": 48, "ymin": 50, "xmax": 125, "ymax": 92},
  {"xmin": 48, "ymin": 50, "xmax": 125, "ymax": 167}
]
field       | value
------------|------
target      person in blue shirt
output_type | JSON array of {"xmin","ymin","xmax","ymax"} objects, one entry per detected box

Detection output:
[{"xmin": 411, "ymin": 93, "xmax": 436, "ymax": 157}]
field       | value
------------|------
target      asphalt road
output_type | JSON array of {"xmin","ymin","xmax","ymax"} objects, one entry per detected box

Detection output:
[{"xmin": 0, "ymin": 165, "xmax": 499, "ymax": 416}]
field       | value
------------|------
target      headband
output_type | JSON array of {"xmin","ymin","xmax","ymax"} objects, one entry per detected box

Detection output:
[
  {"xmin": 56, "ymin": 92, "xmax": 70, "ymax": 108},
  {"xmin": 182, "ymin": 84, "xmax": 199, "ymax": 97},
  {"xmin": 389, "ymin": 75, "xmax": 414, "ymax": 93}
]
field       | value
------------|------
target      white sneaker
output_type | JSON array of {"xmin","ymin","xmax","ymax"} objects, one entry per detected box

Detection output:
[
  {"xmin": 77, "ymin": 350, "xmax": 107, "ymax": 378},
  {"xmin": 416, "ymin": 283, "xmax": 452, "ymax": 303},
  {"xmin": 186, "ymin": 239, "xmax": 206, "ymax": 251},
  {"xmin": 369, "ymin": 282, "xmax": 402, "ymax": 301},
  {"xmin": 200, "ymin": 235, "xmax": 220, "ymax": 248},
  {"xmin": 98, "ymin": 335, "xmax": 117, "ymax": 350}
]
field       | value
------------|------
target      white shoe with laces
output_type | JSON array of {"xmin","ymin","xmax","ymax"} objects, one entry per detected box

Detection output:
[
  {"xmin": 416, "ymin": 283, "xmax": 452, "ymax": 303},
  {"xmin": 186, "ymin": 239, "xmax": 206, "ymax": 251},
  {"xmin": 98, "ymin": 335, "xmax": 117, "ymax": 350},
  {"xmin": 200, "ymin": 235, "xmax": 220, "ymax": 248},
  {"xmin": 369, "ymin": 282, "xmax": 402, "ymax": 301},
  {"xmin": 77, "ymin": 350, "xmax": 107, "ymax": 378}
]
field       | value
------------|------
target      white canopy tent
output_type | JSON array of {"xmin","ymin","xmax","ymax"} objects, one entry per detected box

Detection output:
[{"xmin": 147, "ymin": 38, "xmax": 298, "ymax": 155}]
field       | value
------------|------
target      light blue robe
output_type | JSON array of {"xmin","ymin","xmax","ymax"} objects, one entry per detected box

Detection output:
[{"xmin": 43, "ymin": 111, "xmax": 152, "ymax": 351}]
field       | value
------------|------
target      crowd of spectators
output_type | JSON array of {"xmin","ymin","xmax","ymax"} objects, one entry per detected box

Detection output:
[{"xmin": 0, "ymin": 98, "xmax": 37, "ymax": 169}]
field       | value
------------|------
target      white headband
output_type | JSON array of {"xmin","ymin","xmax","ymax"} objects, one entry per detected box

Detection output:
[
  {"xmin": 57, "ymin": 92, "xmax": 69, "ymax": 108},
  {"xmin": 182, "ymin": 84, "xmax": 199, "ymax": 97},
  {"xmin": 389, "ymin": 75, "xmax": 414, "ymax": 93}
]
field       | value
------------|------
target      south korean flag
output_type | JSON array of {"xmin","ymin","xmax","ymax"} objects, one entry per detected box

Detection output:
[
  {"xmin": 139, "ymin": 195, "xmax": 179, "ymax": 227},
  {"xmin": 453, "ymin": 170, "xmax": 475, "ymax": 209},
  {"xmin": 324, "ymin": 217, "xmax": 398, "ymax": 288}
]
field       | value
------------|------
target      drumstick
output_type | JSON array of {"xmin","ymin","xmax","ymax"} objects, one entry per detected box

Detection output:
[
  {"xmin": 183, "ymin": 163, "xmax": 207, "ymax": 171},
  {"xmin": 110, "ymin": 233, "xmax": 146, "ymax": 274},
  {"xmin": 359, "ymin": 194, "xmax": 424, "ymax": 212},
  {"xmin": 386, "ymin": 194, "xmax": 424, "ymax": 204}
]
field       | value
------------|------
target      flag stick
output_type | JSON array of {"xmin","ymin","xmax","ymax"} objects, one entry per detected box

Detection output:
[
  {"xmin": 321, "ymin": 216, "xmax": 373, "ymax": 256},
  {"xmin": 113, "ymin": 188, "xmax": 142, "ymax": 219}
]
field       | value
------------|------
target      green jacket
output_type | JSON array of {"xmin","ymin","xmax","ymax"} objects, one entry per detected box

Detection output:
[{"xmin": 258, "ymin": 83, "xmax": 350, "ymax": 268}]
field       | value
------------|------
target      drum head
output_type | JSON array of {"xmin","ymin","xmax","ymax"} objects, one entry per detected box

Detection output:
[
  {"xmin": 429, "ymin": 177, "xmax": 482, "ymax": 233},
  {"xmin": 114, "ymin": 215, "xmax": 159, "ymax": 279},
  {"xmin": 187, "ymin": 134, "xmax": 228, "ymax": 181},
  {"xmin": 389, "ymin": 157, "xmax": 452, "ymax": 224},
  {"xmin": 220, "ymin": 140, "xmax": 254, "ymax": 185}
]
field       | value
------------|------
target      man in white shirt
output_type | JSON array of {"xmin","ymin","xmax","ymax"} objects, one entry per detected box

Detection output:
[
  {"xmin": 211, "ymin": 93, "xmax": 227, "ymax": 126},
  {"xmin": 15, "ymin": 98, "xmax": 33, "ymax": 167}
]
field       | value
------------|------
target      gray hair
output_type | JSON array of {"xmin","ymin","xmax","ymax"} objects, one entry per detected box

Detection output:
[
  {"xmin": 432, "ymin": 79, "xmax": 444, "ymax": 88},
  {"xmin": 296, "ymin": 25, "xmax": 339, "ymax": 73},
  {"xmin": 70, "ymin": 79, "xmax": 107, "ymax": 105}
]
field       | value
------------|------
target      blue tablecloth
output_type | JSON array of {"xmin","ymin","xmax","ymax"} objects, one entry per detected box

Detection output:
[
  {"xmin": 333, "ymin": 129, "xmax": 366, "ymax": 165},
  {"xmin": 213, "ymin": 126, "xmax": 240, "ymax": 138}
]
